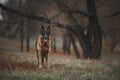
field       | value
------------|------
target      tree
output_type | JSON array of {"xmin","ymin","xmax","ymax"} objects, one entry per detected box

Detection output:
[
  {"xmin": 0, "ymin": 0, "xmax": 20, "ymax": 39},
  {"xmin": 86, "ymin": 0, "xmax": 102, "ymax": 59},
  {"xmin": 54, "ymin": 0, "xmax": 81, "ymax": 58},
  {"xmin": 18, "ymin": 0, "xmax": 24, "ymax": 51},
  {"xmin": 0, "ymin": 0, "xmax": 101, "ymax": 59},
  {"xmin": 2, "ymin": 0, "xmax": 120, "ymax": 59}
]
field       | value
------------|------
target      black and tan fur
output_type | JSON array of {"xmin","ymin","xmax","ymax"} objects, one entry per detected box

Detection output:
[{"xmin": 35, "ymin": 25, "xmax": 51, "ymax": 68}]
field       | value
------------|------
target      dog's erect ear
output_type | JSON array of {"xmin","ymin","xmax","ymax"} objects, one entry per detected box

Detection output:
[
  {"xmin": 47, "ymin": 26, "xmax": 50, "ymax": 31},
  {"xmin": 41, "ymin": 25, "xmax": 45, "ymax": 34},
  {"xmin": 41, "ymin": 25, "xmax": 45, "ymax": 31},
  {"xmin": 47, "ymin": 26, "xmax": 51, "ymax": 34}
]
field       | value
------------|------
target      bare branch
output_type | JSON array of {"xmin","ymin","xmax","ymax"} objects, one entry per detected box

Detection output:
[
  {"xmin": 0, "ymin": 3, "xmax": 67, "ymax": 28},
  {"xmin": 50, "ymin": 11, "xmax": 62, "ymax": 20},
  {"xmin": 0, "ymin": 3, "xmax": 50, "ymax": 23},
  {"xmin": 62, "ymin": 9, "xmax": 92, "ymax": 17},
  {"xmin": 97, "ymin": 0, "xmax": 106, "ymax": 9},
  {"xmin": 104, "ymin": 10, "xmax": 120, "ymax": 18},
  {"xmin": 0, "ymin": 3, "xmax": 81, "ymax": 34},
  {"xmin": 53, "ymin": 0, "xmax": 91, "ymax": 17}
]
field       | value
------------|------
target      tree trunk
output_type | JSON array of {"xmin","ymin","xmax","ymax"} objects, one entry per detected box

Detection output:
[
  {"xmin": 111, "ymin": 36, "xmax": 117, "ymax": 52},
  {"xmin": 19, "ymin": 0, "xmax": 24, "ymax": 51},
  {"xmin": 63, "ymin": 36, "xmax": 67, "ymax": 53},
  {"xmin": 54, "ymin": 0, "xmax": 80, "ymax": 58},
  {"xmin": 26, "ymin": 20, "xmax": 30, "ymax": 52},
  {"xmin": 71, "ymin": 25, "xmax": 90, "ymax": 58},
  {"xmin": 53, "ymin": 35, "xmax": 57, "ymax": 52},
  {"xmin": 63, "ymin": 31, "xmax": 71, "ymax": 54},
  {"xmin": 69, "ymin": 32, "xmax": 80, "ymax": 58},
  {"xmin": 86, "ymin": 0, "xmax": 102, "ymax": 59},
  {"xmin": 20, "ymin": 19, "xmax": 24, "ymax": 51}
]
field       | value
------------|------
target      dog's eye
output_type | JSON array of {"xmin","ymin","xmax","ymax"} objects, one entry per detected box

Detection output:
[{"xmin": 41, "ymin": 32, "xmax": 44, "ymax": 35}]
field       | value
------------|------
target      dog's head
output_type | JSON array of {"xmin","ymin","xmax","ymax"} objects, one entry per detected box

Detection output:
[{"xmin": 41, "ymin": 25, "xmax": 51, "ymax": 42}]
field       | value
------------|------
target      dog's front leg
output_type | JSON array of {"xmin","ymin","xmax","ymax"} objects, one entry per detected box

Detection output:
[
  {"xmin": 46, "ymin": 40, "xmax": 51, "ymax": 68},
  {"xmin": 37, "ymin": 50, "xmax": 42, "ymax": 68},
  {"xmin": 37, "ymin": 51, "xmax": 42, "ymax": 68},
  {"xmin": 36, "ymin": 50, "xmax": 39, "ymax": 67},
  {"xmin": 41, "ymin": 53, "xmax": 44, "ymax": 68}
]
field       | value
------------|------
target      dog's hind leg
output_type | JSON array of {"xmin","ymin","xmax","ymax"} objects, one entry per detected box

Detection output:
[
  {"xmin": 42, "ymin": 55, "xmax": 44, "ymax": 66},
  {"xmin": 45, "ymin": 53, "xmax": 50, "ymax": 68}
]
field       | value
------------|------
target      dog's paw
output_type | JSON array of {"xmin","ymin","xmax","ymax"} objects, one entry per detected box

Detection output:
[
  {"xmin": 46, "ymin": 64, "xmax": 50, "ymax": 68},
  {"xmin": 38, "ymin": 64, "xmax": 42, "ymax": 68}
]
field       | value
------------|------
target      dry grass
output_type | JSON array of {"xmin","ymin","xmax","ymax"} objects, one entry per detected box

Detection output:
[{"xmin": 0, "ymin": 50, "xmax": 120, "ymax": 80}]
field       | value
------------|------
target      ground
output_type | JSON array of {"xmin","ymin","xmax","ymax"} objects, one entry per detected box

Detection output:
[{"xmin": 0, "ymin": 37, "xmax": 120, "ymax": 80}]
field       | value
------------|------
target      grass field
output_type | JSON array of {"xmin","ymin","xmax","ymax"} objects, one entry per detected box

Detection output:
[{"xmin": 0, "ymin": 50, "xmax": 120, "ymax": 80}]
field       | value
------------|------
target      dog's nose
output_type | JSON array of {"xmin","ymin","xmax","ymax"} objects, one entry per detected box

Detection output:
[{"xmin": 45, "ymin": 37, "xmax": 47, "ymax": 40}]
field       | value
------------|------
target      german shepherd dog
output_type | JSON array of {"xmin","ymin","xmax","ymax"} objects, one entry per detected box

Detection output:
[{"xmin": 35, "ymin": 25, "xmax": 51, "ymax": 68}]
